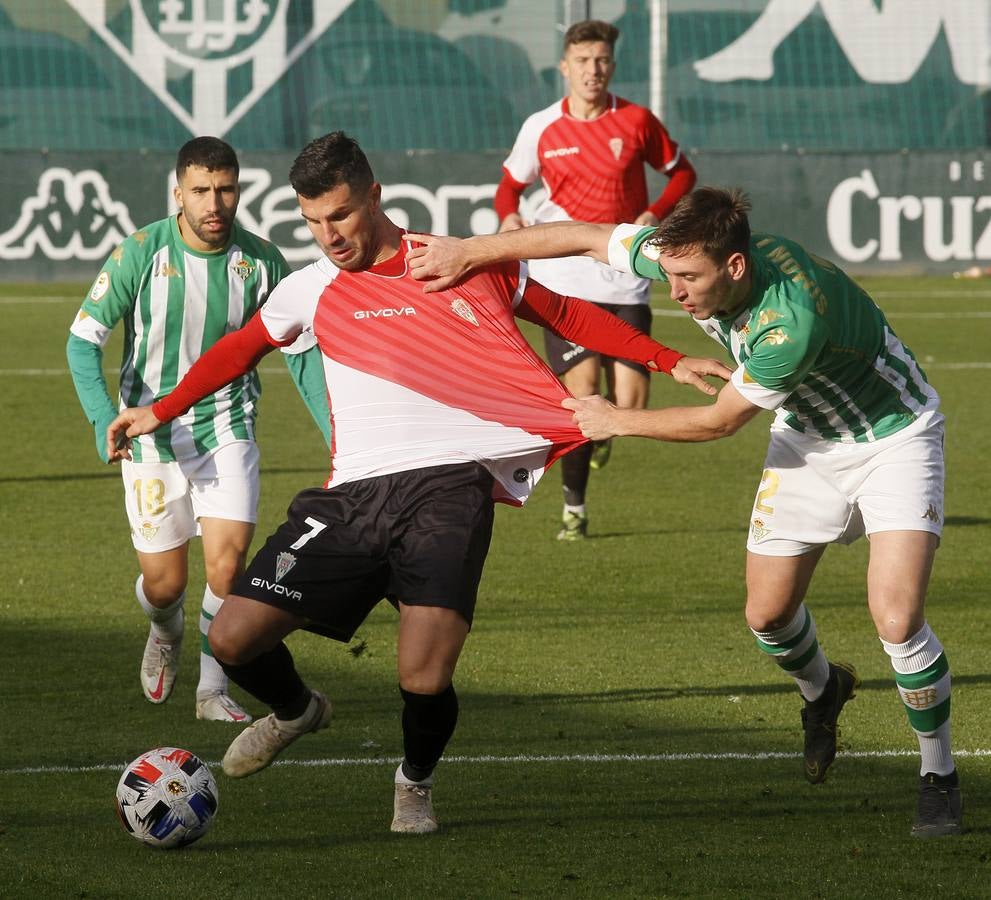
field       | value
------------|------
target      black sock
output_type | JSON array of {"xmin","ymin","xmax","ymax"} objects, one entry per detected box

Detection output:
[
  {"xmin": 220, "ymin": 641, "xmax": 310, "ymax": 720},
  {"xmin": 400, "ymin": 683, "xmax": 459, "ymax": 782},
  {"xmin": 561, "ymin": 443, "xmax": 593, "ymax": 507}
]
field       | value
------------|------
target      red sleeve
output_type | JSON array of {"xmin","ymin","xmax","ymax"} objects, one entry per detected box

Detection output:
[
  {"xmin": 151, "ymin": 311, "xmax": 281, "ymax": 423},
  {"xmin": 647, "ymin": 154, "xmax": 697, "ymax": 221},
  {"xmin": 516, "ymin": 280, "xmax": 685, "ymax": 374},
  {"xmin": 493, "ymin": 168, "xmax": 528, "ymax": 222}
]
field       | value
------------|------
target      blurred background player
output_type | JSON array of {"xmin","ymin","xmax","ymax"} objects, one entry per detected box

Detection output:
[
  {"xmin": 494, "ymin": 18, "xmax": 696, "ymax": 540},
  {"xmin": 67, "ymin": 137, "xmax": 328, "ymax": 723}
]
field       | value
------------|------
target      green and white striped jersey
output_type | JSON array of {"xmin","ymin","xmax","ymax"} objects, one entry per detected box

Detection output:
[
  {"xmin": 609, "ymin": 226, "xmax": 939, "ymax": 442},
  {"xmin": 70, "ymin": 215, "xmax": 290, "ymax": 462}
]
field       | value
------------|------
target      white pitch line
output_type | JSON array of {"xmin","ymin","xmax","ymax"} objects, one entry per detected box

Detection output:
[{"xmin": 5, "ymin": 748, "xmax": 991, "ymax": 777}]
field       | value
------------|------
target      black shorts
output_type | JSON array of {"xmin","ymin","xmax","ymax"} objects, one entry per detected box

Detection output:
[
  {"xmin": 234, "ymin": 463, "xmax": 495, "ymax": 641},
  {"xmin": 544, "ymin": 303, "xmax": 653, "ymax": 377}
]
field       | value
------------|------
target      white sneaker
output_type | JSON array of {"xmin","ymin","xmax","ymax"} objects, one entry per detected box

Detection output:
[
  {"xmin": 196, "ymin": 690, "xmax": 253, "ymax": 724},
  {"xmin": 140, "ymin": 627, "xmax": 183, "ymax": 704},
  {"xmin": 222, "ymin": 691, "xmax": 331, "ymax": 778},
  {"xmin": 391, "ymin": 768, "xmax": 438, "ymax": 834}
]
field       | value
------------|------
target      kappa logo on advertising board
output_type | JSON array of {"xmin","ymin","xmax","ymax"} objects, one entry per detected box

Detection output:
[
  {"xmin": 0, "ymin": 169, "xmax": 136, "ymax": 261},
  {"xmin": 67, "ymin": 0, "xmax": 354, "ymax": 137}
]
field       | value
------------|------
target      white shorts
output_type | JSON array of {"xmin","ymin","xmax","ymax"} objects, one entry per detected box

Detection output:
[
  {"xmin": 746, "ymin": 411, "xmax": 945, "ymax": 556},
  {"xmin": 121, "ymin": 441, "xmax": 260, "ymax": 553}
]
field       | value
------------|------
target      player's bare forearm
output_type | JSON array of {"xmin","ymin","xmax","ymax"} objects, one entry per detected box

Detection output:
[
  {"xmin": 671, "ymin": 356, "xmax": 735, "ymax": 396},
  {"xmin": 106, "ymin": 406, "xmax": 162, "ymax": 462},
  {"xmin": 562, "ymin": 383, "xmax": 762, "ymax": 443},
  {"xmin": 407, "ymin": 223, "xmax": 614, "ymax": 292}
]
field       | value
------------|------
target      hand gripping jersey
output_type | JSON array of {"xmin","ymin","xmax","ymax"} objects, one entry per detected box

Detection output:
[
  {"xmin": 257, "ymin": 241, "xmax": 590, "ymax": 505},
  {"xmin": 502, "ymin": 95, "xmax": 687, "ymax": 305},
  {"xmin": 608, "ymin": 225, "xmax": 941, "ymax": 443},
  {"xmin": 69, "ymin": 216, "xmax": 289, "ymax": 462}
]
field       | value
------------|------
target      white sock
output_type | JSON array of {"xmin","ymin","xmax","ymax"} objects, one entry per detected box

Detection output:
[
  {"xmin": 395, "ymin": 762, "xmax": 434, "ymax": 787},
  {"xmin": 880, "ymin": 623, "xmax": 954, "ymax": 776},
  {"xmin": 751, "ymin": 604, "xmax": 830, "ymax": 701},
  {"xmin": 197, "ymin": 586, "xmax": 228, "ymax": 696},
  {"xmin": 563, "ymin": 503, "xmax": 587, "ymax": 517},
  {"xmin": 135, "ymin": 575, "xmax": 184, "ymax": 642}
]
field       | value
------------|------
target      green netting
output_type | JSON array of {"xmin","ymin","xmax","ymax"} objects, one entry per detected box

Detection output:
[{"xmin": 0, "ymin": 0, "xmax": 986, "ymax": 152}]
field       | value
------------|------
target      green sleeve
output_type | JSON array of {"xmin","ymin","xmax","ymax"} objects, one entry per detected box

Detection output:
[
  {"xmin": 744, "ymin": 305, "xmax": 828, "ymax": 394},
  {"xmin": 66, "ymin": 333, "xmax": 118, "ymax": 464},
  {"xmin": 627, "ymin": 226, "xmax": 670, "ymax": 281},
  {"xmin": 283, "ymin": 344, "xmax": 331, "ymax": 447}
]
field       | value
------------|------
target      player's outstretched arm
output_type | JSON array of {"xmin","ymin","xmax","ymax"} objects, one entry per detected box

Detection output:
[
  {"xmin": 563, "ymin": 382, "xmax": 762, "ymax": 443},
  {"xmin": 407, "ymin": 223, "xmax": 615, "ymax": 292},
  {"xmin": 107, "ymin": 406, "xmax": 162, "ymax": 462},
  {"xmin": 106, "ymin": 312, "xmax": 281, "ymax": 463}
]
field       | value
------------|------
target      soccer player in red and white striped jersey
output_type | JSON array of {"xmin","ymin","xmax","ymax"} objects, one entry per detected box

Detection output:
[
  {"xmin": 108, "ymin": 132, "xmax": 729, "ymax": 835},
  {"xmin": 495, "ymin": 19, "xmax": 696, "ymax": 540}
]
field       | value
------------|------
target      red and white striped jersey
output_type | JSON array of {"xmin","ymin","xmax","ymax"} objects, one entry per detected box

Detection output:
[
  {"xmin": 503, "ymin": 95, "xmax": 684, "ymax": 304},
  {"xmin": 260, "ymin": 237, "xmax": 584, "ymax": 504}
]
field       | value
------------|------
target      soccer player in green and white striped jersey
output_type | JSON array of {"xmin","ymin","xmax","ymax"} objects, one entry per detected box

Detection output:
[
  {"xmin": 67, "ymin": 137, "xmax": 329, "ymax": 724},
  {"xmin": 406, "ymin": 187, "xmax": 961, "ymax": 838}
]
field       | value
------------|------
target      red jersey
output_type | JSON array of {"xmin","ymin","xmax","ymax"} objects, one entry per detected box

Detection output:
[
  {"xmin": 503, "ymin": 95, "xmax": 685, "ymax": 225},
  {"xmin": 153, "ymin": 235, "xmax": 683, "ymax": 505},
  {"xmin": 500, "ymin": 95, "xmax": 688, "ymax": 304}
]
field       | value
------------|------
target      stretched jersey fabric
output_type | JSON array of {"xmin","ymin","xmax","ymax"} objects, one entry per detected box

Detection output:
[
  {"xmin": 154, "ymin": 236, "xmax": 681, "ymax": 505},
  {"xmin": 502, "ymin": 95, "xmax": 687, "ymax": 305},
  {"xmin": 608, "ymin": 225, "xmax": 940, "ymax": 442},
  {"xmin": 69, "ymin": 216, "xmax": 289, "ymax": 462}
]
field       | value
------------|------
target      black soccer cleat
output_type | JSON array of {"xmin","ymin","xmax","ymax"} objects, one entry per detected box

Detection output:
[
  {"xmin": 912, "ymin": 770, "xmax": 963, "ymax": 838},
  {"xmin": 801, "ymin": 661, "xmax": 860, "ymax": 784}
]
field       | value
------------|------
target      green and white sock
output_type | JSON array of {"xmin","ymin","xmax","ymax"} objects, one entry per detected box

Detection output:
[
  {"xmin": 751, "ymin": 604, "xmax": 830, "ymax": 701},
  {"xmin": 135, "ymin": 575, "xmax": 184, "ymax": 642},
  {"xmin": 881, "ymin": 622, "xmax": 954, "ymax": 776},
  {"xmin": 197, "ymin": 586, "xmax": 228, "ymax": 696}
]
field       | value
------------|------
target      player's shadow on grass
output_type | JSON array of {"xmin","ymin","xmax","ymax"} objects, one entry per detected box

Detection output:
[
  {"xmin": 945, "ymin": 515, "xmax": 991, "ymax": 527},
  {"xmin": 479, "ymin": 671, "xmax": 991, "ymax": 707}
]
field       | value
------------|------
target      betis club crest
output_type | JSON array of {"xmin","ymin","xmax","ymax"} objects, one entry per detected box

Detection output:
[{"xmin": 66, "ymin": 0, "xmax": 353, "ymax": 137}]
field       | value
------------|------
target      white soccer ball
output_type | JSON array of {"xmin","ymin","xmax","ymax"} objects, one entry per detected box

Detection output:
[{"xmin": 115, "ymin": 747, "xmax": 218, "ymax": 849}]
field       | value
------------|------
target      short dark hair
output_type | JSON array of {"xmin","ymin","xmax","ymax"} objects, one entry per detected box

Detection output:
[
  {"xmin": 175, "ymin": 136, "xmax": 239, "ymax": 181},
  {"xmin": 289, "ymin": 131, "xmax": 374, "ymax": 200},
  {"xmin": 563, "ymin": 19, "xmax": 619, "ymax": 52},
  {"xmin": 649, "ymin": 187, "xmax": 752, "ymax": 262}
]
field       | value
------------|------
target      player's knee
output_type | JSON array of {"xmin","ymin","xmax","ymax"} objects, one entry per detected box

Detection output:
[
  {"xmin": 204, "ymin": 558, "xmax": 243, "ymax": 598},
  {"xmin": 744, "ymin": 604, "xmax": 793, "ymax": 634},
  {"xmin": 207, "ymin": 621, "xmax": 251, "ymax": 666},
  {"xmin": 141, "ymin": 574, "xmax": 187, "ymax": 607}
]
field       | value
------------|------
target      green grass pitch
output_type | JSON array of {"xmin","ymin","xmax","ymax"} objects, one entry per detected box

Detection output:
[{"xmin": 1, "ymin": 278, "xmax": 990, "ymax": 898}]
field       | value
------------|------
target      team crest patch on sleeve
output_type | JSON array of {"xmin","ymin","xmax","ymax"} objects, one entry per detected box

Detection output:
[
  {"xmin": 274, "ymin": 552, "xmax": 296, "ymax": 582},
  {"xmin": 230, "ymin": 259, "xmax": 256, "ymax": 281},
  {"xmin": 450, "ymin": 297, "xmax": 478, "ymax": 326},
  {"xmin": 89, "ymin": 271, "xmax": 110, "ymax": 301},
  {"xmin": 640, "ymin": 240, "xmax": 661, "ymax": 262}
]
